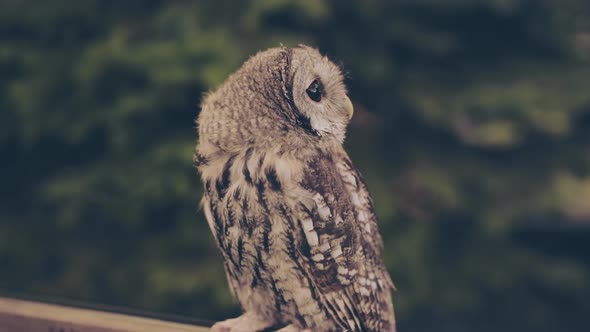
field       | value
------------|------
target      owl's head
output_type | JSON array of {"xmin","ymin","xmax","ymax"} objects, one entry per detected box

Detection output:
[
  {"xmin": 198, "ymin": 45, "xmax": 354, "ymax": 152},
  {"xmin": 288, "ymin": 45, "xmax": 353, "ymax": 139}
]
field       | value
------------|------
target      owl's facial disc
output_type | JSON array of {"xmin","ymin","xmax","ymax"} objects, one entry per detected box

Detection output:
[{"xmin": 291, "ymin": 46, "xmax": 352, "ymax": 142}]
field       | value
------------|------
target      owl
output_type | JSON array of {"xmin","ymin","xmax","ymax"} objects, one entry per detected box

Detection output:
[{"xmin": 194, "ymin": 45, "xmax": 396, "ymax": 332}]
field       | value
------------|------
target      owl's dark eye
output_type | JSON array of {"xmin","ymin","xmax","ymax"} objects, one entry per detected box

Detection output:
[{"xmin": 305, "ymin": 79, "xmax": 323, "ymax": 102}]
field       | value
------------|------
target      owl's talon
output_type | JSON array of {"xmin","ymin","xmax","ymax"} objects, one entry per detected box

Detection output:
[
  {"xmin": 210, "ymin": 312, "xmax": 274, "ymax": 332},
  {"xmin": 210, "ymin": 321, "xmax": 232, "ymax": 332},
  {"xmin": 274, "ymin": 325, "xmax": 311, "ymax": 332}
]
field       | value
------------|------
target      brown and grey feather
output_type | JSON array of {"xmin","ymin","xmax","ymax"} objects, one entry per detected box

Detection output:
[{"xmin": 195, "ymin": 45, "xmax": 396, "ymax": 332}]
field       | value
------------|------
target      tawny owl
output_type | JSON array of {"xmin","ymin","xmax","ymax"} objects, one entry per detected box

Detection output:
[{"xmin": 194, "ymin": 45, "xmax": 396, "ymax": 332}]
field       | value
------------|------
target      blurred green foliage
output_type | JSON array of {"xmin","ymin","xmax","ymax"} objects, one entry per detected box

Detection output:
[{"xmin": 1, "ymin": 1, "xmax": 590, "ymax": 331}]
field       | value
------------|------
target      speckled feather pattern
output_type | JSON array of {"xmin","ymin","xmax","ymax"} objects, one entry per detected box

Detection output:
[{"xmin": 195, "ymin": 45, "xmax": 396, "ymax": 332}]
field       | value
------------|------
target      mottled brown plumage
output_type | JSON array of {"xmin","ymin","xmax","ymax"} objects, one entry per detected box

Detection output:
[{"xmin": 195, "ymin": 45, "xmax": 396, "ymax": 332}]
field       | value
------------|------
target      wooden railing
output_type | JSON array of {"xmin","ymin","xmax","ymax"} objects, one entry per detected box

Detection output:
[{"xmin": 0, "ymin": 296, "xmax": 209, "ymax": 332}]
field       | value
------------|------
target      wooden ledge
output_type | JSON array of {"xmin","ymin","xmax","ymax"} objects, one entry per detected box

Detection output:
[{"xmin": 0, "ymin": 296, "xmax": 209, "ymax": 332}]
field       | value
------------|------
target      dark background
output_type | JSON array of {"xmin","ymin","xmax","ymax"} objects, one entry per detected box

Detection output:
[{"xmin": 1, "ymin": 1, "xmax": 590, "ymax": 331}]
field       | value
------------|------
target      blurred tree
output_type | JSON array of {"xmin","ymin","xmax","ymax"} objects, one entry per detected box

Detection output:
[{"xmin": 0, "ymin": 1, "xmax": 589, "ymax": 331}]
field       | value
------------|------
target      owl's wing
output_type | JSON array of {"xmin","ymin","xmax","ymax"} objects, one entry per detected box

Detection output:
[{"xmin": 294, "ymin": 149, "xmax": 395, "ymax": 332}]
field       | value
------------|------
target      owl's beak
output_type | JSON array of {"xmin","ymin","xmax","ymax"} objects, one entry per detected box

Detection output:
[{"xmin": 344, "ymin": 95, "xmax": 354, "ymax": 120}]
